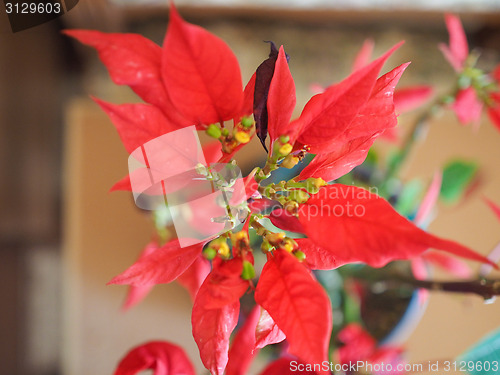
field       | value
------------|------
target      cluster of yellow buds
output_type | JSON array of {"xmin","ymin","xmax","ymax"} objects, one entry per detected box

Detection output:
[{"xmin": 203, "ymin": 237, "xmax": 231, "ymax": 260}]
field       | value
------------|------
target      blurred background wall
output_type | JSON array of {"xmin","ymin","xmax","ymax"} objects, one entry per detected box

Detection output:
[{"xmin": 1, "ymin": 1, "xmax": 500, "ymax": 374}]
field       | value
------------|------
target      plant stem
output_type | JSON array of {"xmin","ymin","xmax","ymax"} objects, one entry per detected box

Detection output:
[{"xmin": 354, "ymin": 272, "xmax": 500, "ymax": 301}]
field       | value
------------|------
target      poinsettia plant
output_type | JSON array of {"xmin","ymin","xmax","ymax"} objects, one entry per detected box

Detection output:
[{"xmin": 65, "ymin": 5, "xmax": 500, "ymax": 375}]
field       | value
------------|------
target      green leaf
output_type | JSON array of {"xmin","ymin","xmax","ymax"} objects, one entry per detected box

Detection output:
[
  {"xmin": 395, "ymin": 179, "xmax": 423, "ymax": 217},
  {"xmin": 440, "ymin": 160, "xmax": 478, "ymax": 203},
  {"xmin": 458, "ymin": 326, "xmax": 500, "ymax": 375}
]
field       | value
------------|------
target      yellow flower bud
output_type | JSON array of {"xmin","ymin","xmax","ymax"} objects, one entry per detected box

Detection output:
[
  {"xmin": 235, "ymin": 131, "xmax": 250, "ymax": 144},
  {"xmin": 281, "ymin": 155, "xmax": 300, "ymax": 169},
  {"xmin": 279, "ymin": 143, "xmax": 293, "ymax": 156},
  {"xmin": 217, "ymin": 241, "xmax": 230, "ymax": 258}
]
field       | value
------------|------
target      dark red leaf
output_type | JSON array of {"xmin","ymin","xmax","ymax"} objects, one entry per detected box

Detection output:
[
  {"xmin": 162, "ymin": 5, "xmax": 243, "ymax": 126},
  {"xmin": 113, "ymin": 341, "xmax": 195, "ymax": 375},
  {"xmin": 267, "ymin": 45, "xmax": 296, "ymax": 143},
  {"xmin": 298, "ymin": 185, "xmax": 497, "ymax": 269},
  {"xmin": 192, "ymin": 258, "xmax": 249, "ymax": 375},
  {"xmin": 225, "ymin": 306, "xmax": 261, "ymax": 375},
  {"xmin": 253, "ymin": 41, "xmax": 280, "ymax": 151},
  {"xmin": 254, "ymin": 250, "xmax": 332, "ymax": 367},
  {"xmin": 108, "ymin": 240, "xmax": 203, "ymax": 286}
]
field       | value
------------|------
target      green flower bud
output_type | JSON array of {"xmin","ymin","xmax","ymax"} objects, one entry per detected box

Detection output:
[
  {"xmin": 203, "ymin": 247, "xmax": 217, "ymax": 260},
  {"xmin": 241, "ymin": 260, "xmax": 256, "ymax": 280},
  {"xmin": 289, "ymin": 189, "xmax": 310, "ymax": 204},
  {"xmin": 206, "ymin": 124, "xmax": 222, "ymax": 139},
  {"xmin": 294, "ymin": 250, "xmax": 306, "ymax": 261},
  {"xmin": 241, "ymin": 116, "xmax": 254, "ymax": 128}
]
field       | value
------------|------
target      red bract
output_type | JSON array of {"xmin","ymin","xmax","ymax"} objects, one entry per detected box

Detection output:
[
  {"xmin": 113, "ymin": 341, "xmax": 195, "ymax": 375},
  {"xmin": 176, "ymin": 254, "xmax": 211, "ymax": 301},
  {"xmin": 66, "ymin": 4, "xmax": 245, "ymax": 129},
  {"xmin": 487, "ymin": 65, "xmax": 500, "ymax": 131},
  {"xmin": 254, "ymin": 307, "xmax": 286, "ymax": 350},
  {"xmin": 267, "ymin": 45, "xmax": 296, "ymax": 144},
  {"xmin": 439, "ymin": 13, "xmax": 468, "ymax": 72},
  {"xmin": 255, "ymin": 250, "xmax": 332, "ymax": 371},
  {"xmin": 451, "ymin": 87, "xmax": 483, "ymax": 127},
  {"xmin": 162, "ymin": 6, "xmax": 243, "ymax": 126},
  {"xmin": 484, "ymin": 197, "xmax": 500, "ymax": 222},
  {"xmin": 296, "ymin": 185, "xmax": 496, "ymax": 269},
  {"xmin": 225, "ymin": 306, "xmax": 261, "ymax": 375},
  {"xmin": 108, "ymin": 239, "xmax": 203, "ymax": 286},
  {"xmin": 93, "ymin": 98, "xmax": 180, "ymax": 154},
  {"xmin": 298, "ymin": 62, "xmax": 408, "ymax": 182},
  {"xmin": 295, "ymin": 43, "xmax": 402, "ymax": 154},
  {"xmin": 192, "ymin": 258, "xmax": 250, "ymax": 375},
  {"xmin": 337, "ymin": 324, "xmax": 405, "ymax": 375},
  {"xmin": 122, "ymin": 242, "xmax": 158, "ymax": 310}
]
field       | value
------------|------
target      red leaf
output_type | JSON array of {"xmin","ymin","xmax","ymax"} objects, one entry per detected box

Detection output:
[
  {"xmin": 113, "ymin": 341, "xmax": 195, "ymax": 375},
  {"xmin": 414, "ymin": 171, "xmax": 442, "ymax": 226},
  {"xmin": 439, "ymin": 13, "xmax": 468, "ymax": 72},
  {"xmin": 198, "ymin": 258, "xmax": 249, "ymax": 309},
  {"xmin": 451, "ymin": 87, "xmax": 483, "ymax": 126},
  {"xmin": 352, "ymin": 39, "xmax": 374, "ymax": 72},
  {"xmin": 176, "ymin": 254, "xmax": 211, "ymax": 301},
  {"xmin": 122, "ymin": 242, "xmax": 158, "ymax": 310},
  {"xmin": 393, "ymin": 85, "xmax": 433, "ymax": 113},
  {"xmin": 94, "ymin": 98, "xmax": 179, "ymax": 154},
  {"xmin": 110, "ymin": 174, "xmax": 132, "ymax": 192},
  {"xmin": 421, "ymin": 250, "xmax": 472, "ymax": 278},
  {"xmin": 64, "ymin": 30, "xmax": 187, "ymax": 126},
  {"xmin": 203, "ymin": 141, "xmax": 223, "ymax": 164},
  {"xmin": 298, "ymin": 135, "xmax": 375, "ymax": 182},
  {"xmin": 337, "ymin": 324, "xmax": 375, "ymax": 365},
  {"xmin": 254, "ymin": 307, "xmax": 286, "ymax": 350},
  {"xmin": 108, "ymin": 240, "xmax": 203, "ymax": 286},
  {"xmin": 192, "ymin": 258, "xmax": 249, "ymax": 375},
  {"xmin": 254, "ymin": 250, "xmax": 332, "ymax": 368},
  {"xmin": 298, "ymin": 185, "xmax": 496, "ymax": 269},
  {"xmin": 241, "ymin": 73, "xmax": 256, "ymax": 118},
  {"xmin": 296, "ymin": 43, "xmax": 402, "ymax": 154},
  {"xmin": 225, "ymin": 306, "xmax": 261, "ymax": 375},
  {"xmin": 488, "ymin": 97, "xmax": 500, "ymax": 132},
  {"xmin": 299, "ymin": 63, "xmax": 408, "ymax": 182},
  {"xmin": 269, "ymin": 208, "xmax": 305, "ymax": 234},
  {"xmin": 259, "ymin": 358, "xmax": 320, "ymax": 375},
  {"xmin": 267, "ymin": 45, "xmax": 296, "ymax": 143},
  {"xmin": 485, "ymin": 197, "xmax": 500, "ymax": 221},
  {"xmin": 162, "ymin": 5, "xmax": 243, "ymax": 125}
]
